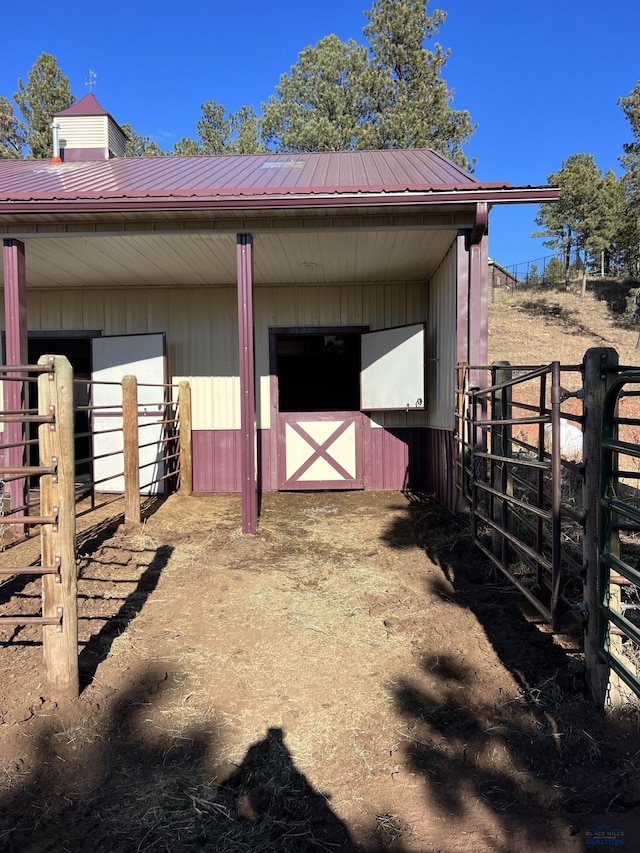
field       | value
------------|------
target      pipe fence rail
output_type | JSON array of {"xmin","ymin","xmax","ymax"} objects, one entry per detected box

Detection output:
[
  {"xmin": 456, "ymin": 359, "xmax": 585, "ymax": 633},
  {"xmin": 457, "ymin": 347, "xmax": 640, "ymax": 706},
  {"xmin": 0, "ymin": 362, "xmax": 55, "ymax": 537},
  {"xmin": 0, "ymin": 356, "xmax": 77, "ymax": 699},
  {"xmin": 0, "ymin": 355, "xmax": 192, "ymax": 701}
]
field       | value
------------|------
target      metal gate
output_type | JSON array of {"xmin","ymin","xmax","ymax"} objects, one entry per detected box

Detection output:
[
  {"xmin": 599, "ymin": 372, "xmax": 640, "ymax": 700},
  {"xmin": 457, "ymin": 348, "xmax": 640, "ymax": 705},
  {"xmin": 456, "ymin": 359, "xmax": 586, "ymax": 632}
]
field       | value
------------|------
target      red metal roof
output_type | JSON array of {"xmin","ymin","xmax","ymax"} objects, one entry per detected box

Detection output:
[
  {"xmin": 53, "ymin": 93, "xmax": 110, "ymax": 117},
  {"xmin": 0, "ymin": 148, "xmax": 558, "ymax": 214}
]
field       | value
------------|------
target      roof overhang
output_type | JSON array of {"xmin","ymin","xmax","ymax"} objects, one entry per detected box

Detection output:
[
  {"xmin": 0, "ymin": 180, "xmax": 559, "ymax": 290},
  {"xmin": 0, "ymin": 185, "xmax": 559, "ymax": 217}
]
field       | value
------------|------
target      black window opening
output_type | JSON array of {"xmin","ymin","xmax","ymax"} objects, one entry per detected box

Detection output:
[
  {"xmin": 27, "ymin": 335, "xmax": 94, "ymax": 481},
  {"xmin": 276, "ymin": 332, "xmax": 361, "ymax": 413}
]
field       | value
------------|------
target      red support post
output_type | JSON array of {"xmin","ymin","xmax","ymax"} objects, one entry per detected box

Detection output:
[
  {"xmin": 236, "ymin": 234, "xmax": 258, "ymax": 534},
  {"xmin": 468, "ymin": 202, "xmax": 489, "ymax": 382},
  {"xmin": 465, "ymin": 204, "xmax": 489, "ymax": 450},
  {"xmin": 2, "ymin": 239, "xmax": 28, "ymax": 524}
]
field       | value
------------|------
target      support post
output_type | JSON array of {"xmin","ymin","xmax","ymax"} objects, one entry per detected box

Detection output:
[
  {"xmin": 456, "ymin": 233, "xmax": 469, "ymax": 367},
  {"xmin": 38, "ymin": 355, "xmax": 78, "ymax": 701},
  {"xmin": 122, "ymin": 375, "xmax": 141, "ymax": 525},
  {"xmin": 237, "ymin": 234, "xmax": 257, "ymax": 534},
  {"xmin": 467, "ymin": 203, "xmax": 489, "ymax": 391},
  {"xmin": 582, "ymin": 347, "xmax": 618, "ymax": 705},
  {"xmin": 2, "ymin": 239, "xmax": 28, "ymax": 528},
  {"xmin": 178, "ymin": 380, "xmax": 192, "ymax": 496}
]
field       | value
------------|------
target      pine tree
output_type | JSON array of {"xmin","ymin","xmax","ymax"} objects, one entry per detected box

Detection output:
[
  {"xmin": 227, "ymin": 106, "xmax": 266, "ymax": 154},
  {"xmin": 535, "ymin": 154, "xmax": 621, "ymax": 296},
  {"xmin": 260, "ymin": 1, "xmax": 474, "ymax": 162},
  {"xmin": 619, "ymin": 81, "xmax": 640, "ymax": 277},
  {"xmin": 13, "ymin": 53, "xmax": 74, "ymax": 159},
  {"xmin": 0, "ymin": 96, "xmax": 25, "ymax": 158},
  {"xmin": 120, "ymin": 124, "xmax": 165, "ymax": 157},
  {"xmin": 361, "ymin": 0, "xmax": 475, "ymax": 167},
  {"xmin": 196, "ymin": 101, "xmax": 231, "ymax": 154},
  {"xmin": 260, "ymin": 35, "xmax": 372, "ymax": 152}
]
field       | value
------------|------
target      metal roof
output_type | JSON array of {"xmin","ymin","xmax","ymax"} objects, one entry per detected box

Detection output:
[
  {"xmin": 53, "ymin": 93, "xmax": 111, "ymax": 118},
  {"xmin": 0, "ymin": 148, "xmax": 559, "ymax": 215}
]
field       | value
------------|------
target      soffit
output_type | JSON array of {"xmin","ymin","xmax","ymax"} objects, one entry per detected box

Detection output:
[{"xmin": 1, "ymin": 227, "xmax": 458, "ymax": 289}]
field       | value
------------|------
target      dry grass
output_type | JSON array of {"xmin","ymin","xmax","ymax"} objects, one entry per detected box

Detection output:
[
  {"xmin": 489, "ymin": 279, "xmax": 640, "ymax": 704},
  {"xmin": 489, "ymin": 280, "xmax": 640, "ymax": 368}
]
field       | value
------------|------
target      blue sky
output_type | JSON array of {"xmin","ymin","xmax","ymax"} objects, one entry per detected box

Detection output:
[{"xmin": 1, "ymin": 0, "xmax": 638, "ymax": 268}]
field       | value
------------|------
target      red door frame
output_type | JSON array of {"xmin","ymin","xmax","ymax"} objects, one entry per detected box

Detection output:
[{"xmin": 269, "ymin": 326, "xmax": 368, "ymax": 491}]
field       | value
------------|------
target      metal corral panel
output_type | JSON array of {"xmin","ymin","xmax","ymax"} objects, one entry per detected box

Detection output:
[{"xmin": 427, "ymin": 242, "xmax": 457, "ymax": 429}]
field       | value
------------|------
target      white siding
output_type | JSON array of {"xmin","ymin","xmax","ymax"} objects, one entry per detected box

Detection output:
[
  {"xmin": 58, "ymin": 116, "xmax": 108, "ymax": 152},
  {"xmin": 426, "ymin": 242, "xmax": 458, "ymax": 429},
  {"xmin": 108, "ymin": 120, "xmax": 127, "ymax": 157},
  {"xmin": 19, "ymin": 286, "xmax": 239, "ymax": 431},
  {"xmin": 2, "ymin": 275, "xmax": 461, "ymax": 432}
]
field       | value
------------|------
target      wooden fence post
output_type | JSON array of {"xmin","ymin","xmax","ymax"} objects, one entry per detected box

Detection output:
[
  {"xmin": 38, "ymin": 355, "xmax": 78, "ymax": 701},
  {"xmin": 122, "ymin": 375, "xmax": 141, "ymax": 525},
  {"xmin": 179, "ymin": 381, "xmax": 192, "ymax": 496},
  {"xmin": 582, "ymin": 347, "xmax": 618, "ymax": 706}
]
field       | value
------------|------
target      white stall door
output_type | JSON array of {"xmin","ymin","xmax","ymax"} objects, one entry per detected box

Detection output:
[
  {"xmin": 361, "ymin": 323, "xmax": 425, "ymax": 411},
  {"xmin": 92, "ymin": 333, "xmax": 166, "ymax": 494}
]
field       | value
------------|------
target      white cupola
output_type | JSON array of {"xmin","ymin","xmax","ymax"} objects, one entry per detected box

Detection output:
[{"xmin": 52, "ymin": 93, "xmax": 127, "ymax": 161}]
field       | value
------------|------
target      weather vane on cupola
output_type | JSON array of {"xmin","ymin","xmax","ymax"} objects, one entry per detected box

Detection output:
[{"xmin": 85, "ymin": 69, "xmax": 97, "ymax": 93}]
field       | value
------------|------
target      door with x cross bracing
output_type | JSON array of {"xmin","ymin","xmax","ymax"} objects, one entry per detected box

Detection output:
[{"xmin": 277, "ymin": 411, "xmax": 364, "ymax": 490}]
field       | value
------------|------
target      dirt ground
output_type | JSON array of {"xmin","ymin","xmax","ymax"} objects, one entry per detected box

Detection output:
[{"xmin": 1, "ymin": 491, "xmax": 640, "ymax": 852}]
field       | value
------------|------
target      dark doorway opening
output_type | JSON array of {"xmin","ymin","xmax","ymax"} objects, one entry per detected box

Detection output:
[
  {"xmin": 274, "ymin": 328, "xmax": 366, "ymax": 413},
  {"xmin": 27, "ymin": 333, "xmax": 97, "ymax": 482}
]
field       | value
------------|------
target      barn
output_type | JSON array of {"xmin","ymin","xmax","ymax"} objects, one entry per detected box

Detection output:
[{"xmin": 0, "ymin": 94, "xmax": 558, "ymax": 531}]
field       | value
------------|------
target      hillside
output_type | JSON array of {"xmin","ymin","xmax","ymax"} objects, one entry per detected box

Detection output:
[{"xmin": 488, "ymin": 279, "xmax": 640, "ymax": 368}]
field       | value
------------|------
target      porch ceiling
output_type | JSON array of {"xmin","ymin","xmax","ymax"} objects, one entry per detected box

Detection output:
[{"xmin": 1, "ymin": 227, "xmax": 458, "ymax": 289}]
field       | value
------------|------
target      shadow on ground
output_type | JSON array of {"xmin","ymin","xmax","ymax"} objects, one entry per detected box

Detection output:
[
  {"xmin": 516, "ymin": 299, "xmax": 612, "ymax": 342},
  {"xmin": 0, "ymin": 500, "xmax": 169, "ymax": 661},
  {"xmin": 0, "ymin": 666, "xmax": 406, "ymax": 853},
  {"xmin": 78, "ymin": 542, "xmax": 174, "ymax": 689},
  {"xmin": 381, "ymin": 495, "xmax": 640, "ymax": 848}
]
